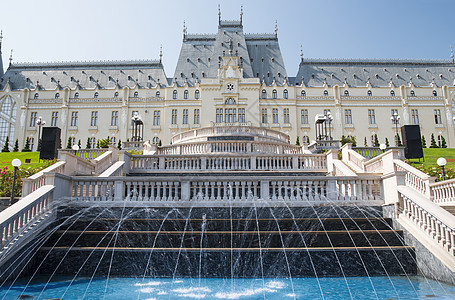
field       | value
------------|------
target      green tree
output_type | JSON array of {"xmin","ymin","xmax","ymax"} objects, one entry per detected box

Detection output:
[
  {"xmin": 397, "ymin": 134, "xmax": 403, "ymax": 147},
  {"xmin": 117, "ymin": 139, "xmax": 122, "ymax": 150},
  {"xmin": 37, "ymin": 138, "xmax": 42, "ymax": 151},
  {"xmin": 430, "ymin": 133, "xmax": 438, "ymax": 148},
  {"xmin": 351, "ymin": 136, "xmax": 357, "ymax": 147},
  {"xmin": 86, "ymin": 137, "xmax": 91, "ymax": 149},
  {"xmin": 1, "ymin": 136, "xmax": 10, "ymax": 152},
  {"xmin": 364, "ymin": 137, "xmax": 367, "ymax": 147},
  {"xmin": 22, "ymin": 137, "xmax": 31, "ymax": 152},
  {"xmin": 13, "ymin": 139, "xmax": 19, "ymax": 152},
  {"xmin": 421, "ymin": 135, "xmax": 426, "ymax": 148},
  {"xmin": 306, "ymin": 136, "xmax": 310, "ymax": 143},
  {"xmin": 385, "ymin": 137, "xmax": 390, "ymax": 148},
  {"xmin": 96, "ymin": 140, "xmax": 100, "ymax": 149},
  {"xmin": 373, "ymin": 134, "xmax": 380, "ymax": 147},
  {"xmin": 66, "ymin": 137, "xmax": 72, "ymax": 149},
  {"xmin": 98, "ymin": 137, "xmax": 110, "ymax": 148},
  {"xmin": 295, "ymin": 136, "xmax": 300, "ymax": 146},
  {"xmin": 441, "ymin": 136, "xmax": 447, "ymax": 148},
  {"xmin": 78, "ymin": 139, "xmax": 82, "ymax": 148},
  {"xmin": 158, "ymin": 139, "xmax": 162, "ymax": 147}
]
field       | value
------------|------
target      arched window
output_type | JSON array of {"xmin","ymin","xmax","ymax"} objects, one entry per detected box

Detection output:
[
  {"xmin": 344, "ymin": 90, "xmax": 349, "ymax": 96},
  {"xmin": 0, "ymin": 96, "xmax": 17, "ymax": 149},
  {"xmin": 134, "ymin": 91, "xmax": 139, "ymax": 98},
  {"xmin": 114, "ymin": 92, "xmax": 118, "ymax": 98},
  {"xmin": 94, "ymin": 92, "xmax": 99, "ymax": 98},
  {"xmin": 156, "ymin": 91, "xmax": 160, "ymax": 97},
  {"xmin": 433, "ymin": 90, "xmax": 438, "ymax": 96},
  {"xmin": 225, "ymin": 98, "xmax": 236, "ymax": 105},
  {"xmin": 410, "ymin": 90, "xmax": 415, "ymax": 97},
  {"xmin": 152, "ymin": 137, "xmax": 160, "ymax": 144},
  {"xmin": 367, "ymin": 90, "xmax": 372, "ymax": 96},
  {"xmin": 272, "ymin": 89, "xmax": 277, "ymax": 99},
  {"xmin": 184, "ymin": 90, "xmax": 189, "ymax": 99},
  {"xmin": 34, "ymin": 93, "xmax": 39, "ymax": 99},
  {"xmin": 173, "ymin": 90, "xmax": 177, "ymax": 99},
  {"xmin": 390, "ymin": 90, "xmax": 395, "ymax": 96},
  {"xmin": 74, "ymin": 92, "xmax": 79, "ymax": 98},
  {"xmin": 262, "ymin": 89, "xmax": 267, "ymax": 99},
  {"xmin": 55, "ymin": 93, "xmax": 60, "ymax": 99},
  {"xmin": 323, "ymin": 90, "xmax": 328, "ymax": 96},
  {"xmin": 283, "ymin": 89, "xmax": 288, "ymax": 99},
  {"xmin": 301, "ymin": 90, "xmax": 306, "ymax": 97},
  {"xmin": 195, "ymin": 90, "xmax": 200, "ymax": 100}
]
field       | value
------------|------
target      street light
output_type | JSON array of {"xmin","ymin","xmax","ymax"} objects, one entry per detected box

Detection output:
[
  {"xmin": 437, "ymin": 157, "xmax": 447, "ymax": 181},
  {"xmin": 72, "ymin": 144, "xmax": 80, "ymax": 156},
  {"xmin": 390, "ymin": 112, "xmax": 401, "ymax": 146},
  {"xmin": 36, "ymin": 116, "xmax": 46, "ymax": 151},
  {"xmin": 326, "ymin": 111, "xmax": 333, "ymax": 140},
  {"xmin": 10, "ymin": 158, "xmax": 21, "ymax": 205},
  {"xmin": 131, "ymin": 113, "xmax": 143, "ymax": 142},
  {"xmin": 379, "ymin": 143, "xmax": 386, "ymax": 153}
]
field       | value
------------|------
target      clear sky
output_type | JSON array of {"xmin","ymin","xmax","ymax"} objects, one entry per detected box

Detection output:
[{"xmin": 1, "ymin": 0, "xmax": 454, "ymax": 77}]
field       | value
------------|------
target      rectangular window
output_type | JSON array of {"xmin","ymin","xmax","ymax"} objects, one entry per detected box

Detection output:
[
  {"xmin": 111, "ymin": 111, "xmax": 119, "ymax": 126},
  {"xmin": 171, "ymin": 109, "xmax": 178, "ymax": 125},
  {"xmin": 391, "ymin": 109, "xmax": 399, "ymax": 124},
  {"xmin": 368, "ymin": 109, "xmax": 376, "ymax": 124},
  {"xmin": 238, "ymin": 108, "xmax": 245, "ymax": 123},
  {"xmin": 51, "ymin": 112, "xmax": 58, "ymax": 127},
  {"xmin": 283, "ymin": 108, "xmax": 290, "ymax": 124},
  {"xmin": 71, "ymin": 111, "xmax": 78, "ymax": 126},
  {"xmin": 272, "ymin": 108, "xmax": 278, "ymax": 123},
  {"xmin": 344, "ymin": 109, "xmax": 352, "ymax": 124},
  {"xmin": 194, "ymin": 109, "xmax": 200, "ymax": 124},
  {"xmin": 323, "ymin": 109, "xmax": 331, "ymax": 116},
  {"xmin": 261, "ymin": 108, "xmax": 268, "ymax": 124},
  {"xmin": 216, "ymin": 108, "xmax": 223, "ymax": 123},
  {"xmin": 30, "ymin": 112, "xmax": 37, "ymax": 127},
  {"xmin": 90, "ymin": 111, "xmax": 98, "ymax": 126},
  {"xmin": 224, "ymin": 108, "xmax": 236, "ymax": 123},
  {"xmin": 153, "ymin": 110, "xmax": 161, "ymax": 125},
  {"xmin": 411, "ymin": 109, "xmax": 419, "ymax": 125},
  {"xmin": 301, "ymin": 109, "xmax": 308, "ymax": 124},
  {"xmin": 182, "ymin": 109, "xmax": 188, "ymax": 124},
  {"xmin": 29, "ymin": 137, "xmax": 35, "ymax": 151},
  {"xmin": 434, "ymin": 109, "xmax": 442, "ymax": 124}
]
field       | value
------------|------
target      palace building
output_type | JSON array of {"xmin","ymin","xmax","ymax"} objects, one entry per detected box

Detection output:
[{"xmin": 1, "ymin": 10, "xmax": 455, "ymax": 150}]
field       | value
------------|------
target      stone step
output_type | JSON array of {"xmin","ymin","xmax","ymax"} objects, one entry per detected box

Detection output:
[
  {"xmin": 57, "ymin": 218, "xmax": 393, "ymax": 232},
  {"xmin": 441, "ymin": 206, "xmax": 455, "ymax": 216},
  {"xmin": 44, "ymin": 229, "xmax": 405, "ymax": 248},
  {"xmin": 36, "ymin": 246, "xmax": 416, "ymax": 277}
]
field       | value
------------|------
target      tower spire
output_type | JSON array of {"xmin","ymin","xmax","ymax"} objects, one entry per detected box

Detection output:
[
  {"xmin": 9, "ymin": 49, "xmax": 12, "ymax": 67},
  {"xmin": 451, "ymin": 45, "xmax": 454, "ymax": 63},
  {"xmin": 300, "ymin": 45, "xmax": 303, "ymax": 62},
  {"xmin": 183, "ymin": 21, "xmax": 187, "ymax": 38},
  {"xmin": 0, "ymin": 30, "xmax": 3, "ymax": 77},
  {"xmin": 159, "ymin": 44, "xmax": 163, "ymax": 63},
  {"xmin": 274, "ymin": 20, "xmax": 278, "ymax": 36},
  {"xmin": 240, "ymin": 5, "xmax": 243, "ymax": 25},
  {"xmin": 218, "ymin": 4, "xmax": 221, "ymax": 24}
]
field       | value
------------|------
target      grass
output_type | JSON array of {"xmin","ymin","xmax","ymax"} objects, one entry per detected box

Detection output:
[
  {"xmin": 405, "ymin": 148, "xmax": 455, "ymax": 169},
  {"xmin": 0, "ymin": 152, "xmax": 51, "ymax": 170}
]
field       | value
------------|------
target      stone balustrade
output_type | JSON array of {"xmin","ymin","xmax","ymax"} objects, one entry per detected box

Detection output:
[
  {"xmin": 430, "ymin": 179, "xmax": 455, "ymax": 205},
  {"xmin": 59, "ymin": 148, "xmax": 107, "ymax": 160},
  {"xmin": 122, "ymin": 141, "xmax": 144, "ymax": 151},
  {"xmin": 353, "ymin": 147, "xmax": 405, "ymax": 160},
  {"xmin": 0, "ymin": 185, "xmax": 54, "ymax": 250},
  {"xmin": 394, "ymin": 159, "xmax": 435, "ymax": 197},
  {"xmin": 22, "ymin": 161, "xmax": 66, "ymax": 196},
  {"xmin": 128, "ymin": 153, "xmax": 327, "ymax": 172}
]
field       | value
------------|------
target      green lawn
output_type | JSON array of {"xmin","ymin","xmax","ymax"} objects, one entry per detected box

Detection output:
[
  {"xmin": 406, "ymin": 148, "xmax": 455, "ymax": 169},
  {"xmin": 0, "ymin": 152, "xmax": 51, "ymax": 170}
]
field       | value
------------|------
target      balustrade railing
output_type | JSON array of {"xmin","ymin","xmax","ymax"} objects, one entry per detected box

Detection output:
[
  {"xmin": 59, "ymin": 149, "xmax": 107, "ymax": 160},
  {"xmin": 394, "ymin": 160, "xmax": 434, "ymax": 197},
  {"xmin": 122, "ymin": 141, "xmax": 144, "ymax": 150},
  {"xmin": 430, "ymin": 179, "xmax": 455, "ymax": 205},
  {"xmin": 0, "ymin": 186, "xmax": 54, "ymax": 250},
  {"xmin": 22, "ymin": 161, "xmax": 65, "ymax": 196}
]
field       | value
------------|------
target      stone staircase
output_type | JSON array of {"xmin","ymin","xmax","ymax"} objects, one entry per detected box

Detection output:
[
  {"xmin": 33, "ymin": 207, "xmax": 416, "ymax": 278},
  {"xmin": 441, "ymin": 206, "xmax": 455, "ymax": 216}
]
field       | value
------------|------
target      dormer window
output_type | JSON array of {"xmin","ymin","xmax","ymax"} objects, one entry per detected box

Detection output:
[
  {"xmin": 134, "ymin": 91, "xmax": 139, "ymax": 98},
  {"xmin": 184, "ymin": 90, "xmax": 188, "ymax": 99},
  {"xmin": 367, "ymin": 90, "xmax": 372, "ymax": 96},
  {"xmin": 283, "ymin": 89, "xmax": 288, "ymax": 99},
  {"xmin": 301, "ymin": 90, "xmax": 306, "ymax": 97},
  {"xmin": 410, "ymin": 90, "xmax": 415, "ymax": 97},
  {"xmin": 262, "ymin": 89, "xmax": 267, "ymax": 99},
  {"xmin": 156, "ymin": 91, "xmax": 160, "ymax": 97},
  {"xmin": 323, "ymin": 90, "xmax": 328, "ymax": 96},
  {"xmin": 195, "ymin": 90, "xmax": 200, "ymax": 100},
  {"xmin": 74, "ymin": 92, "xmax": 79, "ymax": 99},
  {"xmin": 344, "ymin": 90, "xmax": 349, "ymax": 96},
  {"xmin": 114, "ymin": 92, "xmax": 118, "ymax": 98},
  {"xmin": 34, "ymin": 93, "xmax": 39, "ymax": 99},
  {"xmin": 433, "ymin": 90, "xmax": 438, "ymax": 96},
  {"xmin": 94, "ymin": 92, "xmax": 99, "ymax": 98},
  {"xmin": 55, "ymin": 93, "xmax": 60, "ymax": 99},
  {"xmin": 173, "ymin": 90, "xmax": 177, "ymax": 99},
  {"xmin": 390, "ymin": 90, "xmax": 395, "ymax": 96},
  {"xmin": 272, "ymin": 89, "xmax": 277, "ymax": 99}
]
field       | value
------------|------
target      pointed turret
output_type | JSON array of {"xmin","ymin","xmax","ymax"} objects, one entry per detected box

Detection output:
[{"xmin": 0, "ymin": 30, "xmax": 4, "ymax": 77}]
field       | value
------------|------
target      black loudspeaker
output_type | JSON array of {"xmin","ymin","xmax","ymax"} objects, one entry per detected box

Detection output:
[
  {"xmin": 39, "ymin": 127, "xmax": 61, "ymax": 160},
  {"xmin": 401, "ymin": 125, "xmax": 423, "ymax": 159}
]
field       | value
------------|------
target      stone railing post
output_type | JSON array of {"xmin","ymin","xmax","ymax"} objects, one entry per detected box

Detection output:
[
  {"xmin": 292, "ymin": 156, "xmax": 299, "ymax": 170},
  {"xmin": 201, "ymin": 157, "xmax": 207, "ymax": 170},
  {"xmin": 43, "ymin": 173, "xmax": 72, "ymax": 202},
  {"xmin": 114, "ymin": 180, "xmax": 124, "ymax": 201},
  {"xmin": 326, "ymin": 150, "xmax": 338, "ymax": 175},
  {"xmin": 181, "ymin": 180, "xmax": 190, "ymax": 201},
  {"xmin": 382, "ymin": 170, "xmax": 406, "ymax": 205},
  {"xmin": 119, "ymin": 151, "xmax": 131, "ymax": 175},
  {"xmin": 251, "ymin": 155, "xmax": 256, "ymax": 170},
  {"xmin": 327, "ymin": 179, "xmax": 338, "ymax": 201},
  {"xmin": 260, "ymin": 180, "xmax": 269, "ymax": 200},
  {"xmin": 159, "ymin": 157, "xmax": 165, "ymax": 169},
  {"xmin": 341, "ymin": 143, "xmax": 352, "ymax": 164}
]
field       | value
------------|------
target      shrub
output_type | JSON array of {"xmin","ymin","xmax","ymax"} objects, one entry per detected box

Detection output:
[
  {"xmin": 1, "ymin": 136, "xmax": 10, "ymax": 152},
  {"xmin": 421, "ymin": 135, "xmax": 426, "ymax": 148},
  {"xmin": 430, "ymin": 133, "xmax": 438, "ymax": 148},
  {"xmin": 13, "ymin": 139, "xmax": 19, "ymax": 152},
  {"xmin": 22, "ymin": 137, "xmax": 31, "ymax": 152}
]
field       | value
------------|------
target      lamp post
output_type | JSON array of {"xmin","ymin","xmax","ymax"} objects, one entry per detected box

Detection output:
[
  {"xmin": 390, "ymin": 112, "xmax": 400, "ymax": 146},
  {"xmin": 36, "ymin": 116, "xmax": 46, "ymax": 151},
  {"xmin": 131, "ymin": 113, "xmax": 143, "ymax": 142},
  {"xmin": 10, "ymin": 158, "xmax": 21, "ymax": 205},
  {"xmin": 72, "ymin": 144, "xmax": 80, "ymax": 156},
  {"xmin": 379, "ymin": 143, "xmax": 386, "ymax": 153},
  {"xmin": 326, "ymin": 111, "xmax": 333, "ymax": 140},
  {"xmin": 437, "ymin": 157, "xmax": 447, "ymax": 181}
]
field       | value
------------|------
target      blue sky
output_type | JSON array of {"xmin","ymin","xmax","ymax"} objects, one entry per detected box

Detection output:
[{"xmin": 0, "ymin": 0, "xmax": 454, "ymax": 77}]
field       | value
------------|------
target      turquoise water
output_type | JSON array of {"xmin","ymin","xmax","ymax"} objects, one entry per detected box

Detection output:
[{"xmin": 1, "ymin": 276, "xmax": 454, "ymax": 299}]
